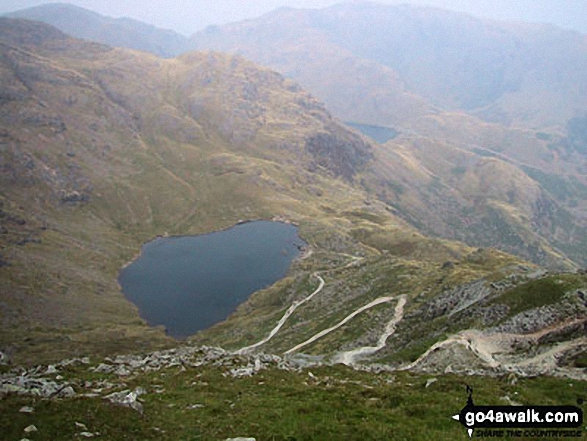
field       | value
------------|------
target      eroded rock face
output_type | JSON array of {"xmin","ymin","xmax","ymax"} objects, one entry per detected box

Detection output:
[
  {"xmin": 305, "ymin": 128, "xmax": 372, "ymax": 181},
  {"xmin": 491, "ymin": 290, "xmax": 587, "ymax": 335},
  {"xmin": 422, "ymin": 280, "xmax": 494, "ymax": 320}
]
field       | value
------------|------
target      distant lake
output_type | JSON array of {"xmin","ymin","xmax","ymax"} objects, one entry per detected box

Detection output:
[
  {"xmin": 345, "ymin": 122, "xmax": 399, "ymax": 144},
  {"xmin": 118, "ymin": 221, "xmax": 305, "ymax": 339}
]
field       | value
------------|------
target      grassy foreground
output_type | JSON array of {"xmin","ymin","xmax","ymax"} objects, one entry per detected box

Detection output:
[{"xmin": 1, "ymin": 361, "xmax": 585, "ymax": 440}]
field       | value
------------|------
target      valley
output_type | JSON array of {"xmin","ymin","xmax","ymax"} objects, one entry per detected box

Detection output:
[
  {"xmin": 0, "ymin": 5, "xmax": 585, "ymax": 380},
  {"xmin": 0, "ymin": 4, "xmax": 586, "ymax": 439},
  {"xmin": 189, "ymin": 3, "xmax": 587, "ymax": 271},
  {"xmin": 11, "ymin": 3, "xmax": 587, "ymax": 269}
]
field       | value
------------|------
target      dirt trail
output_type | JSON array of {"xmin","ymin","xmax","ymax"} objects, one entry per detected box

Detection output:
[
  {"xmin": 236, "ymin": 274, "xmax": 325, "ymax": 354},
  {"xmin": 284, "ymin": 296, "xmax": 398, "ymax": 355},
  {"xmin": 403, "ymin": 318, "xmax": 587, "ymax": 375},
  {"xmin": 334, "ymin": 295, "xmax": 407, "ymax": 365},
  {"xmin": 237, "ymin": 254, "xmax": 362, "ymax": 354},
  {"xmin": 514, "ymin": 337, "xmax": 586, "ymax": 370}
]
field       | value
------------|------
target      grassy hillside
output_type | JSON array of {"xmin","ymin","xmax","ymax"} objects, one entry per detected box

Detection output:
[
  {"xmin": 365, "ymin": 134, "xmax": 587, "ymax": 269},
  {"xmin": 0, "ymin": 18, "xmax": 389, "ymax": 364},
  {"xmin": 5, "ymin": 6, "xmax": 587, "ymax": 270},
  {"xmin": 189, "ymin": 3, "xmax": 587, "ymax": 269},
  {"xmin": 1, "ymin": 18, "xmax": 586, "ymax": 369},
  {"xmin": 1, "ymin": 353, "xmax": 585, "ymax": 440},
  {"xmin": 0, "ymin": 21, "xmax": 585, "ymax": 441}
]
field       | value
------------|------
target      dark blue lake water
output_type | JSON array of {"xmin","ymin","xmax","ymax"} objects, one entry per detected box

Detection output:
[{"xmin": 118, "ymin": 221, "xmax": 305, "ymax": 339}]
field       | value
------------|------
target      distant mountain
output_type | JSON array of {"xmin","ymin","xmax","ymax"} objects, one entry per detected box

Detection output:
[
  {"xmin": 191, "ymin": 2, "xmax": 587, "ymax": 131},
  {"xmin": 190, "ymin": 2, "xmax": 587, "ymax": 269},
  {"xmin": 5, "ymin": 2, "xmax": 189, "ymax": 57},
  {"xmin": 3, "ymin": 5, "xmax": 586, "ymax": 269},
  {"xmin": 1, "ymin": 19, "xmax": 586, "ymax": 392},
  {"xmin": 11, "ymin": 3, "xmax": 587, "ymax": 132}
]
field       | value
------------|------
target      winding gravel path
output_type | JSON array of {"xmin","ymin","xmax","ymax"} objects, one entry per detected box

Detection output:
[
  {"xmin": 284, "ymin": 296, "xmax": 399, "ymax": 355},
  {"xmin": 334, "ymin": 295, "xmax": 407, "ymax": 365},
  {"xmin": 236, "ymin": 254, "xmax": 363, "ymax": 354},
  {"xmin": 236, "ymin": 274, "xmax": 325, "ymax": 354}
]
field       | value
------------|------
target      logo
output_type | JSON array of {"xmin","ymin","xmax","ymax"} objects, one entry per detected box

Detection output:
[{"xmin": 451, "ymin": 385, "xmax": 584, "ymax": 438}]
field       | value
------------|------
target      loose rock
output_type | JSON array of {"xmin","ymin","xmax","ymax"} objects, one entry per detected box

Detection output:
[
  {"xmin": 24, "ymin": 425, "xmax": 37, "ymax": 433},
  {"xmin": 425, "ymin": 378, "xmax": 437, "ymax": 388},
  {"xmin": 105, "ymin": 388, "xmax": 146, "ymax": 413},
  {"xmin": 186, "ymin": 404, "xmax": 205, "ymax": 410}
]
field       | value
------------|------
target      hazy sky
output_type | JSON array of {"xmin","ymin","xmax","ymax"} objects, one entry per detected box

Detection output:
[{"xmin": 1, "ymin": 0, "xmax": 586, "ymax": 35}]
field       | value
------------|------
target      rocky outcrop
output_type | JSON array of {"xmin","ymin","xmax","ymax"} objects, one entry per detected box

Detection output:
[
  {"xmin": 491, "ymin": 289, "xmax": 587, "ymax": 335},
  {"xmin": 305, "ymin": 128, "xmax": 373, "ymax": 181},
  {"xmin": 422, "ymin": 280, "xmax": 494, "ymax": 320},
  {"xmin": 0, "ymin": 375, "xmax": 75, "ymax": 398},
  {"xmin": 59, "ymin": 189, "xmax": 90, "ymax": 205},
  {"xmin": 0, "ymin": 346, "xmax": 307, "ymax": 412}
]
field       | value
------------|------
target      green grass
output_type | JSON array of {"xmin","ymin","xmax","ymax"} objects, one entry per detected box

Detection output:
[
  {"xmin": 294, "ymin": 300, "xmax": 400, "ymax": 355},
  {"xmin": 383, "ymin": 334, "xmax": 447, "ymax": 364},
  {"xmin": 1, "ymin": 363, "xmax": 584, "ymax": 441},
  {"xmin": 574, "ymin": 353, "xmax": 587, "ymax": 368},
  {"xmin": 489, "ymin": 274, "xmax": 585, "ymax": 319}
]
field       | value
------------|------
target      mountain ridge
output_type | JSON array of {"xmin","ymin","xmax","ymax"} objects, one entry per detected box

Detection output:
[
  {"xmin": 0, "ymin": 17, "xmax": 409, "ymax": 364},
  {"xmin": 0, "ymin": 20, "xmax": 585, "ymax": 440},
  {"xmin": 5, "ymin": 3, "xmax": 190, "ymax": 57},
  {"xmin": 0, "ymin": 18, "xmax": 545, "ymax": 367},
  {"xmin": 186, "ymin": 2, "xmax": 587, "ymax": 269},
  {"xmin": 190, "ymin": 1, "xmax": 587, "ymax": 130}
]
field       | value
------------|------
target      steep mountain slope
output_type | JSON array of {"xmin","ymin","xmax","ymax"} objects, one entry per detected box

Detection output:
[
  {"xmin": 365, "ymin": 132, "xmax": 587, "ymax": 269},
  {"xmin": 193, "ymin": 6, "xmax": 437, "ymax": 131},
  {"xmin": 191, "ymin": 2, "xmax": 587, "ymax": 131},
  {"xmin": 0, "ymin": 18, "xmax": 585, "ymax": 377},
  {"xmin": 0, "ymin": 24, "xmax": 585, "ymax": 439},
  {"xmin": 5, "ymin": 3, "xmax": 189, "ymax": 57},
  {"xmin": 6, "ymin": 4, "xmax": 587, "ymax": 269},
  {"xmin": 190, "ymin": 3, "xmax": 587, "ymax": 269},
  {"xmin": 5, "ymin": 3, "xmax": 439, "ymax": 129},
  {"xmin": 0, "ymin": 17, "xmax": 387, "ymax": 364},
  {"xmin": 6, "ymin": 3, "xmax": 587, "ymax": 131}
]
